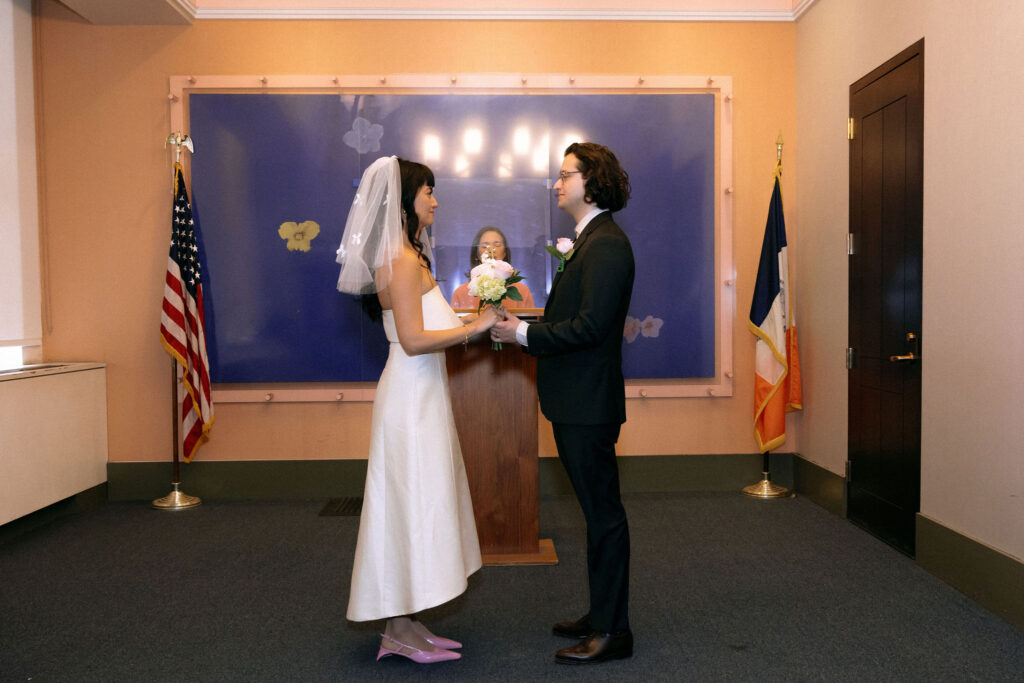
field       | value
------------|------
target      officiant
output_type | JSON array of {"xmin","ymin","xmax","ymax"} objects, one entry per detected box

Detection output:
[{"xmin": 450, "ymin": 226, "xmax": 535, "ymax": 309}]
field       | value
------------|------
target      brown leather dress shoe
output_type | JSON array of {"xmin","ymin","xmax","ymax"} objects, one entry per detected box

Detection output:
[
  {"xmin": 552, "ymin": 614, "xmax": 592, "ymax": 639},
  {"xmin": 555, "ymin": 630, "xmax": 633, "ymax": 664}
]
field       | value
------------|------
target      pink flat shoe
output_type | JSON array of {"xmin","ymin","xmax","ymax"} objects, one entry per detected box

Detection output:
[
  {"xmin": 424, "ymin": 635, "xmax": 463, "ymax": 650},
  {"xmin": 376, "ymin": 634, "xmax": 461, "ymax": 664}
]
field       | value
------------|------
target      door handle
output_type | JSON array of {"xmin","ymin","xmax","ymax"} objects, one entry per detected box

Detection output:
[{"xmin": 889, "ymin": 332, "xmax": 919, "ymax": 362}]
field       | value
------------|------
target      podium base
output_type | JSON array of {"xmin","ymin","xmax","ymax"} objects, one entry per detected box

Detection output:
[{"xmin": 482, "ymin": 538, "xmax": 558, "ymax": 566}]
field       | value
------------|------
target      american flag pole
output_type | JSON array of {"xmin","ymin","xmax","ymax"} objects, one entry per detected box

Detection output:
[
  {"xmin": 170, "ymin": 358, "xmax": 182, "ymax": 487},
  {"xmin": 154, "ymin": 133, "xmax": 203, "ymax": 510}
]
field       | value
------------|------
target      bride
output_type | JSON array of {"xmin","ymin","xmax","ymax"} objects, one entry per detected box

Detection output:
[{"xmin": 336, "ymin": 156, "xmax": 499, "ymax": 663}]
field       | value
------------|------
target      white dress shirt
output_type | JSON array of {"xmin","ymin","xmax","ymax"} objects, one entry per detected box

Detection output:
[{"xmin": 516, "ymin": 208, "xmax": 605, "ymax": 346}]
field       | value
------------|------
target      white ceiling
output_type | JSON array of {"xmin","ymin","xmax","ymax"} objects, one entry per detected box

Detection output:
[{"xmin": 57, "ymin": 0, "xmax": 817, "ymax": 25}]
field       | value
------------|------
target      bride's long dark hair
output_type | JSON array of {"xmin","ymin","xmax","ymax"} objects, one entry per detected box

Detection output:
[{"xmin": 360, "ymin": 158, "xmax": 436, "ymax": 321}]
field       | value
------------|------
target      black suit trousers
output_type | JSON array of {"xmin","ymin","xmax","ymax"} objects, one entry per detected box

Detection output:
[{"xmin": 552, "ymin": 421, "xmax": 630, "ymax": 634}]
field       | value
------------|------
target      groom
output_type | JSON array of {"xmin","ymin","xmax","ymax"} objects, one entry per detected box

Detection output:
[{"xmin": 491, "ymin": 142, "xmax": 635, "ymax": 664}]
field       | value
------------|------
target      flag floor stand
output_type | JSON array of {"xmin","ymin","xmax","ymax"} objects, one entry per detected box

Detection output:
[
  {"xmin": 153, "ymin": 359, "xmax": 202, "ymax": 511},
  {"xmin": 153, "ymin": 482, "xmax": 201, "ymax": 510},
  {"xmin": 742, "ymin": 473, "xmax": 791, "ymax": 499},
  {"xmin": 742, "ymin": 453, "xmax": 792, "ymax": 499}
]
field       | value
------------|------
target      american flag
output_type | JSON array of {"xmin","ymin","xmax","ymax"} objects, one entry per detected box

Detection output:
[{"xmin": 160, "ymin": 163, "xmax": 213, "ymax": 462}]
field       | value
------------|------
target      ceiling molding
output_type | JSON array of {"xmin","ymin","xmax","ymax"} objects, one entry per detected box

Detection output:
[
  {"xmin": 169, "ymin": 0, "xmax": 199, "ymax": 22},
  {"xmin": 191, "ymin": 7, "xmax": 805, "ymax": 21},
  {"xmin": 792, "ymin": 0, "xmax": 817, "ymax": 20},
  {"xmin": 63, "ymin": 0, "xmax": 819, "ymax": 25}
]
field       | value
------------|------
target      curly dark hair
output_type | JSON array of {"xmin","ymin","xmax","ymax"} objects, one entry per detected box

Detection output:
[
  {"xmin": 465, "ymin": 225, "xmax": 513, "ymax": 278},
  {"xmin": 564, "ymin": 142, "xmax": 631, "ymax": 213},
  {"xmin": 361, "ymin": 157, "xmax": 436, "ymax": 321}
]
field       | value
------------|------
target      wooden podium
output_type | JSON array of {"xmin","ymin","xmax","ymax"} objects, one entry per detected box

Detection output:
[{"xmin": 446, "ymin": 330, "xmax": 557, "ymax": 566}]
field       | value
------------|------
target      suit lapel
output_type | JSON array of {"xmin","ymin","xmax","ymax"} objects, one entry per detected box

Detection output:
[{"xmin": 545, "ymin": 212, "xmax": 610, "ymax": 310}]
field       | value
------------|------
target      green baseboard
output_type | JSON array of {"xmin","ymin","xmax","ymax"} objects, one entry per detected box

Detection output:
[
  {"xmin": 107, "ymin": 461, "xmax": 370, "ymax": 501},
  {"xmin": 541, "ymin": 453, "xmax": 793, "ymax": 496},
  {"xmin": 108, "ymin": 453, "xmax": 795, "ymax": 502},
  {"xmin": 917, "ymin": 514, "xmax": 1024, "ymax": 633},
  {"xmin": 793, "ymin": 455, "xmax": 846, "ymax": 517}
]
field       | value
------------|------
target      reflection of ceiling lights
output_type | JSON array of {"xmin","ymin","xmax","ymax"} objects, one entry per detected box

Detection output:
[
  {"xmin": 532, "ymin": 134, "xmax": 550, "ymax": 173},
  {"xmin": 454, "ymin": 155, "xmax": 470, "ymax": 177},
  {"xmin": 498, "ymin": 152, "xmax": 513, "ymax": 178},
  {"xmin": 422, "ymin": 134, "xmax": 441, "ymax": 162},
  {"xmin": 462, "ymin": 128, "xmax": 483, "ymax": 155},
  {"xmin": 559, "ymin": 132, "xmax": 584, "ymax": 158},
  {"xmin": 513, "ymin": 126, "xmax": 530, "ymax": 155}
]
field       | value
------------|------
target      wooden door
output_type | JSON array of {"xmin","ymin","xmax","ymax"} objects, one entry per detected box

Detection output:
[{"xmin": 847, "ymin": 39, "xmax": 924, "ymax": 556}]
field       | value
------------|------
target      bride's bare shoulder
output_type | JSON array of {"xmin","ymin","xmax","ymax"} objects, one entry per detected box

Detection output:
[
  {"xmin": 392, "ymin": 244, "xmax": 424, "ymax": 266},
  {"xmin": 385, "ymin": 245, "xmax": 418, "ymax": 275},
  {"xmin": 388, "ymin": 245, "xmax": 433, "ymax": 290}
]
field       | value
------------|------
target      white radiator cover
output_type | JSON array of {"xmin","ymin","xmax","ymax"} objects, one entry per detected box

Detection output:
[{"xmin": 0, "ymin": 363, "xmax": 108, "ymax": 525}]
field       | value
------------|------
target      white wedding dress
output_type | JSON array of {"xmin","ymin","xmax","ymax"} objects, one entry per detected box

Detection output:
[{"xmin": 347, "ymin": 286, "xmax": 482, "ymax": 622}]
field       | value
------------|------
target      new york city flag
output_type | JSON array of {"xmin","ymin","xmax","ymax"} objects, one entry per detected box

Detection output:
[{"xmin": 749, "ymin": 169, "xmax": 802, "ymax": 452}]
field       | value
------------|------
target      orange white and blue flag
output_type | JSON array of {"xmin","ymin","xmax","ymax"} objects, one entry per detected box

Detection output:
[{"xmin": 749, "ymin": 166, "xmax": 802, "ymax": 453}]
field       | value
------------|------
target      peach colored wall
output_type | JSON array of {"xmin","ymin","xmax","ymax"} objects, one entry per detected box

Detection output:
[
  {"xmin": 796, "ymin": 0, "xmax": 1024, "ymax": 560},
  {"xmin": 35, "ymin": 0, "xmax": 796, "ymax": 463}
]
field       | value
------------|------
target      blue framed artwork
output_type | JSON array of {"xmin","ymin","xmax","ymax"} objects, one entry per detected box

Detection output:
[{"xmin": 188, "ymin": 92, "xmax": 715, "ymax": 382}]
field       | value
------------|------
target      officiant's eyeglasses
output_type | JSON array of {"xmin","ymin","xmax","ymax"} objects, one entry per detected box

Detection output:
[{"xmin": 557, "ymin": 170, "xmax": 583, "ymax": 182}]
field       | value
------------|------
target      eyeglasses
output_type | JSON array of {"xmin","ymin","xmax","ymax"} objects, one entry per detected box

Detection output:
[
  {"xmin": 557, "ymin": 170, "xmax": 583, "ymax": 182},
  {"xmin": 479, "ymin": 241, "xmax": 505, "ymax": 249}
]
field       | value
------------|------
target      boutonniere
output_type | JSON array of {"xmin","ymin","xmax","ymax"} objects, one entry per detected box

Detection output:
[{"xmin": 545, "ymin": 237, "xmax": 575, "ymax": 272}]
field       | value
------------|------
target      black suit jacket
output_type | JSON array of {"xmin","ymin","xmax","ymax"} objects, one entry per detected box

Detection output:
[{"xmin": 526, "ymin": 212, "xmax": 635, "ymax": 425}]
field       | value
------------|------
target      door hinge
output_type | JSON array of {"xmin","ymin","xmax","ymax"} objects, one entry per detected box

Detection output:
[
  {"xmin": 848, "ymin": 117, "xmax": 855, "ymax": 140},
  {"xmin": 846, "ymin": 347, "xmax": 855, "ymax": 370},
  {"xmin": 847, "ymin": 233, "xmax": 856, "ymax": 255}
]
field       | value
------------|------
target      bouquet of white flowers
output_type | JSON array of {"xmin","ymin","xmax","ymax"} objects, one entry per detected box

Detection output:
[{"xmin": 468, "ymin": 256, "xmax": 525, "ymax": 349}]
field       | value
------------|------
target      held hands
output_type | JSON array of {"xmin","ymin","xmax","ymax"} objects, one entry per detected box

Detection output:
[
  {"xmin": 474, "ymin": 305, "xmax": 502, "ymax": 333},
  {"xmin": 490, "ymin": 309, "xmax": 522, "ymax": 345}
]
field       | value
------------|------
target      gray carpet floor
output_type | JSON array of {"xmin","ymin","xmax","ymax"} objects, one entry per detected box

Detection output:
[{"xmin": 2, "ymin": 492, "xmax": 1022, "ymax": 681}]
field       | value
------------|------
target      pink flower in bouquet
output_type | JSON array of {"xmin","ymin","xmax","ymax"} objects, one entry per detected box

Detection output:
[
  {"xmin": 491, "ymin": 259, "xmax": 515, "ymax": 279},
  {"xmin": 467, "ymin": 256, "xmax": 524, "ymax": 350},
  {"xmin": 469, "ymin": 258, "xmax": 514, "ymax": 281}
]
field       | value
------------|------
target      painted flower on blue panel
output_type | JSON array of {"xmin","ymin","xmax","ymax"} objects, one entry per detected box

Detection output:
[
  {"xmin": 278, "ymin": 220, "xmax": 320, "ymax": 252},
  {"xmin": 623, "ymin": 315, "xmax": 663, "ymax": 343},
  {"xmin": 624, "ymin": 316, "xmax": 641, "ymax": 343},
  {"xmin": 641, "ymin": 315, "xmax": 664, "ymax": 338},
  {"xmin": 344, "ymin": 117, "xmax": 384, "ymax": 154}
]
